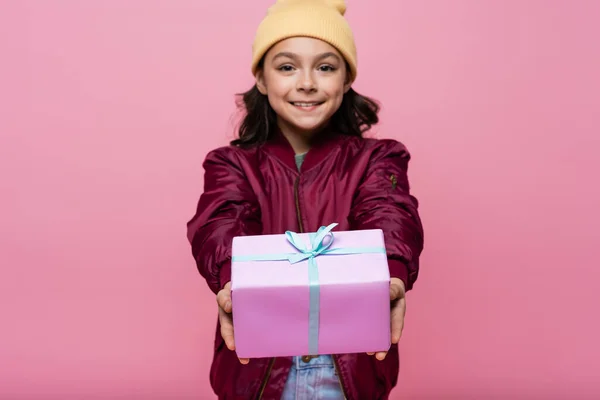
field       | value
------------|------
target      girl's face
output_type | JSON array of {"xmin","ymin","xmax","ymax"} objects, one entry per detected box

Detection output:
[{"xmin": 256, "ymin": 37, "xmax": 352, "ymax": 140}]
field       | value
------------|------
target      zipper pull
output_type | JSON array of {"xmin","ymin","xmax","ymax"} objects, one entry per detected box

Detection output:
[{"xmin": 390, "ymin": 174, "xmax": 397, "ymax": 190}]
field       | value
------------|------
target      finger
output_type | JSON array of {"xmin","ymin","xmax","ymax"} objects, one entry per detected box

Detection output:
[
  {"xmin": 239, "ymin": 358, "xmax": 250, "ymax": 364},
  {"xmin": 391, "ymin": 298, "xmax": 406, "ymax": 344},
  {"xmin": 366, "ymin": 352, "xmax": 375, "ymax": 356},
  {"xmin": 218, "ymin": 306, "xmax": 236, "ymax": 351},
  {"xmin": 216, "ymin": 290, "xmax": 232, "ymax": 314},
  {"xmin": 375, "ymin": 351, "xmax": 387, "ymax": 361}
]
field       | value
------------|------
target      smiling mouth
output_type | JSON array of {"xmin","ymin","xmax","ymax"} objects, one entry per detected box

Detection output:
[{"xmin": 289, "ymin": 101, "xmax": 324, "ymax": 108}]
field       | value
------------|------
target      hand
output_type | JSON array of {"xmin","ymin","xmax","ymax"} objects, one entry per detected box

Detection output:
[
  {"xmin": 368, "ymin": 277, "xmax": 406, "ymax": 361},
  {"xmin": 216, "ymin": 281, "xmax": 249, "ymax": 364}
]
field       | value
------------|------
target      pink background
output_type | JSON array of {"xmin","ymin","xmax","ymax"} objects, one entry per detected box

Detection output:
[{"xmin": 1, "ymin": 1, "xmax": 598, "ymax": 399}]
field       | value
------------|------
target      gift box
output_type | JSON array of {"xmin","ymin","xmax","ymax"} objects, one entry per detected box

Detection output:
[{"xmin": 231, "ymin": 223, "xmax": 391, "ymax": 359}]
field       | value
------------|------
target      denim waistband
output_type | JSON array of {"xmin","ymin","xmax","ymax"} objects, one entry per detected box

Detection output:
[{"xmin": 292, "ymin": 355, "xmax": 334, "ymax": 369}]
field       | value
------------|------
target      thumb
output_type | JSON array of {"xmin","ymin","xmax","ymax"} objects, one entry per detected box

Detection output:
[{"xmin": 390, "ymin": 278, "xmax": 406, "ymax": 300}]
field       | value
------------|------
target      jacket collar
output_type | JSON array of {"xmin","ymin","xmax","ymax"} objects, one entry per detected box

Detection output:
[{"xmin": 262, "ymin": 127, "xmax": 346, "ymax": 172}]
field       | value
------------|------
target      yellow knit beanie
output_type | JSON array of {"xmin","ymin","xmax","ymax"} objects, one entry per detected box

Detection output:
[{"xmin": 251, "ymin": 0, "xmax": 357, "ymax": 82}]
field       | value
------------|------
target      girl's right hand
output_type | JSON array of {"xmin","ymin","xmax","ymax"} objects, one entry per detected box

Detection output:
[{"xmin": 216, "ymin": 281, "xmax": 250, "ymax": 364}]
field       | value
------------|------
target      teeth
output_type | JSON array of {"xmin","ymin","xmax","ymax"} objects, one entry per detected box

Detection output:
[{"xmin": 293, "ymin": 102, "xmax": 320, "ymax": 107}]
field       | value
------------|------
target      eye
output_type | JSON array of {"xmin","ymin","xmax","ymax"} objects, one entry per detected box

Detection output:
[
  {"xmin": 278, "ymin": 65, "xmax": 295, "ymax": 72},
  {"xmin": 318, "ymin": 65, "xmax": 337, "ymax": 72}
]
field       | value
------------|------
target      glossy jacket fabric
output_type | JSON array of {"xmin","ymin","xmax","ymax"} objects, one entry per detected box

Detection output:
[{"xmin": 186, "ymin": 130, "xmax": 424, "ymax": 399}]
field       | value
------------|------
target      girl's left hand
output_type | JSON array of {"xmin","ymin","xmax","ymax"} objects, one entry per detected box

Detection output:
[{"xmin": 367, "ymin": 277, "xmax": 406, "ymax": 361}]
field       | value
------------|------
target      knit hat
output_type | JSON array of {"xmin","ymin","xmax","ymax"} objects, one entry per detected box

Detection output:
[{"xmin": 251, "ymin": 0, "xmax": 357, "ymax": 82}]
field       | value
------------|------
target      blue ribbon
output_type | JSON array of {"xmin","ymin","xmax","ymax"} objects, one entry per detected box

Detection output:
[{"xmin": 232, "ymin": 223, "xmax": 386, "ymax": 355}]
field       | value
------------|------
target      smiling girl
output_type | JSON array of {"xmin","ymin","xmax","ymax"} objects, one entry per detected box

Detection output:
[{"xmin": 187, "ymin": 0, "xmax": 424, "ymax": 398}]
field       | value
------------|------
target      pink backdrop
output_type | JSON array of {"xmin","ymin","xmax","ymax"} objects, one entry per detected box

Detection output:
[{"xmin": 1, "ymin": 1, "xmax": 599, "ymax": 398}]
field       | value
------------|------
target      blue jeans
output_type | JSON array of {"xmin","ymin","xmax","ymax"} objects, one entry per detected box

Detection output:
[{"xmin": 281, "ymin": 355, "xmax": 345, "ymax": 399}]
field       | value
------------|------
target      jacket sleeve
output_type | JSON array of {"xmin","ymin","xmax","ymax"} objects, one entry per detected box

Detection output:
[
  {"xmin": 186, "ymin": 148, "xmax": 262, "ymax": 294},
  {"xmin": 348, "ymin": 140, "xmax": 424, "ymax": 291}
]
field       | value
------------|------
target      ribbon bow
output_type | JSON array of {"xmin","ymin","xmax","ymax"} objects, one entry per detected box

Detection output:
[{"xmin": 285, "ymin": 223, "xmax": 338, "ymax": 264}]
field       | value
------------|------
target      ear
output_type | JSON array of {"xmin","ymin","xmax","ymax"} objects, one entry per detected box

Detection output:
[
  {"xmin": 343, "ymin": 74, "xmax": 353, "ymax": 94},
  {"xmin": 343, "ymin": 64, "xmax": 353, "ymax": 93},
  {"xmin": 255, "ymin": 69, "xmax": 267, "ymax": 95}
]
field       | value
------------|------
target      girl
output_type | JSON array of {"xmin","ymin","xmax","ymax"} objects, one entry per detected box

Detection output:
[{"xmin": 187, "ymin": 0, "xmax": 424, "ymax": 398}]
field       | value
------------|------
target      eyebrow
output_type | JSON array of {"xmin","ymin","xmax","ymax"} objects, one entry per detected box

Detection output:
[{"xmin": 271, "ymin": 51, "xmax": 341, "ymax": 63}]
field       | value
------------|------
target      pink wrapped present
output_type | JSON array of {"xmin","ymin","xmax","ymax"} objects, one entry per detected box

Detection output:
[{"xmin": 231, "ymin": 223, "xmax": 391, "ymax": 359}]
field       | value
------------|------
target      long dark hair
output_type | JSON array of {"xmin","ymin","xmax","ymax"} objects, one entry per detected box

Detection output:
[{"xmin": 230, "ymin": 84, "xmax": 380, "ymax": 148}]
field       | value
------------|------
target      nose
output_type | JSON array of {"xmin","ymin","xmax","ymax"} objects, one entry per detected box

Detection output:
[{"xmin": 296, "ymin": 71, "xmax": 317, "ymax": 92}]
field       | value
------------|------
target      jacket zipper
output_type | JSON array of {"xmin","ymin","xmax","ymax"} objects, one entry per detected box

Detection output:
[
  {"xmin": 294, "ymin": 175, "xmax": 305, "ymax": 233},
  {"xmin": 256, "ymin": 358, "xmax": 275, "ymax": 399}
]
